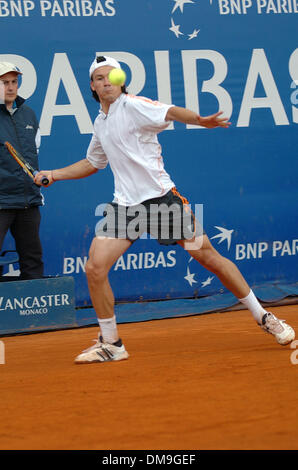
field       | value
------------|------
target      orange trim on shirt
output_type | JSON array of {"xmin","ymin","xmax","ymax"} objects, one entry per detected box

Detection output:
[{"xmin": 128, "ymin": 94, "xmax": 163, "ymax": 107}]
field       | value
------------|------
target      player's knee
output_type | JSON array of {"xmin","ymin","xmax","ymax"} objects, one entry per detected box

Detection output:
[{"xmin": 85, "ymin": 258, "xmax": 108, "ymax": 281}]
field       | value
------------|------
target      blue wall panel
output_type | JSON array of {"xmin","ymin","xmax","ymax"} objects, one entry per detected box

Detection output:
[{"xmin": 1, "ymin": 1, "xmax": 297, "ymax": 307}]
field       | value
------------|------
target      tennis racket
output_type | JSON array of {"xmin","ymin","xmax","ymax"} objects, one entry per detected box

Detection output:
[{"xmin": 4, "ymin": 141, "xmax": 49, "ymax": 186}]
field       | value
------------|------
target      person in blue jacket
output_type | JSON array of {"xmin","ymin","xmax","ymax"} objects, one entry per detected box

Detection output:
[{"xmin": 0, "ymin": 61, "xmax": 44, "ymax": 279}]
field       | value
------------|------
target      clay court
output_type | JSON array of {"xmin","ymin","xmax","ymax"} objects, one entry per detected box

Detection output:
[{"xmin": 0, "ymin": 304, "xmax": 297, "ymax": 450}]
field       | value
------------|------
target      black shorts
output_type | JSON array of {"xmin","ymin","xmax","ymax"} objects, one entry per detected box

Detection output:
[{"xmin": 96, "ymin": 188, "xmax": 203, "ymax": 246}]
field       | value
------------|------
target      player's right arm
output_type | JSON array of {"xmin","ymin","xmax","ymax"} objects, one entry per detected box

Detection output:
[{"xmin": 34, "ymin": 158, "xmax": 98, "ymax": 186}]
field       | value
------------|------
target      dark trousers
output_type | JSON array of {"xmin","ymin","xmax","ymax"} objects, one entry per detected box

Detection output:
[{"xmin": 0, "ymin": 207, "xmax": 44, "ymax": 280}]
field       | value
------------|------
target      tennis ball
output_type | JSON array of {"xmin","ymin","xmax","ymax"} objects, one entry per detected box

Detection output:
[{"xmin": 108, "ymin": 68, "xmax": 126, "ymax": 86}]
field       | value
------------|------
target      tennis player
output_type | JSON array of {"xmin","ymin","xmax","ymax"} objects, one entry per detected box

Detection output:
[{"xmin": 35, "ymin": 56, "xmax": 295, "ymax": 363}]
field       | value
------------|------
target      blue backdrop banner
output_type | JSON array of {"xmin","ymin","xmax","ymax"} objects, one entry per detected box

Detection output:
[{"xmin": 1, "ymin": 1, "xmax": 297, "ymax": 307}]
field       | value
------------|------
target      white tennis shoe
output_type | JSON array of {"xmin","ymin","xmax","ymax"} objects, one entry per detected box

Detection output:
[
  {"xmin": 260, "ymin": 312, "xmax": 295, "ymax": 345},
  {"xmin": 75, "ymin": 335, "xmax": 129, "ymax": 363}
]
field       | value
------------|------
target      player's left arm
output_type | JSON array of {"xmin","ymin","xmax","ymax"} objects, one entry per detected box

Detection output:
[{"xmin": 165, "ymin": 106, "xmax": 231, "ymax": 129}]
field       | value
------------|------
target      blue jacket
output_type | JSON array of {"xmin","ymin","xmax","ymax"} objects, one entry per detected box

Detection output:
[{"xmin": 0, "ymin": 96, "xmax": 43, "ymax": 209}]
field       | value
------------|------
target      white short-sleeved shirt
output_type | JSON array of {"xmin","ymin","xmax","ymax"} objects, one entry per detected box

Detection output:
[{"xmin": 86, "ymin": 93, "xmax": 175, "ymax": 206}]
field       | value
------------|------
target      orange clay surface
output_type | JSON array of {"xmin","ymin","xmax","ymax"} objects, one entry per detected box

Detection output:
[{"xmin": 0, "ymin": 305, "xmax": 297, "ymax": 450}]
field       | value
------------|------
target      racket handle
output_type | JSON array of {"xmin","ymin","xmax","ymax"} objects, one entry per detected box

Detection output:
[
  {"xmin": 33, "ymin": 171, "xmax": 49, "ymax": 186},
  {"xmin": 41, "ymin": 176, "xmax": 50, "ymax": 186}
]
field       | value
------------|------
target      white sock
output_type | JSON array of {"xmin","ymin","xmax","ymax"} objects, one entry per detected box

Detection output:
[
  {"xmin": 98, "ymin": 316, "xmax": 119, "ymax": 344},
  {"xmin": 239, "ymin": 289, "xmax": 267, "ymax": 324}
]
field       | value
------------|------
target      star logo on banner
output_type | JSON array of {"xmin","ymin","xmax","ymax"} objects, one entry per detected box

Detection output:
[
  {"xmin": 210, "ymin": 226, "xmax": 234, "ymax": 251},
  {"xmin": 184, "ymin": 256, "xmax": 198, "ymax": 287},
  {"xmin": 188, "ymin": 28, "xmax": 200, "ymax": 40},
  {"xmin": 169, "ymin": 0, "xmax": 215, "ymax": 40},
  {"xmin": 169, "ymin": 17, "xmax": 184, "ymax": 38},
  {"xmin": 172, "ymin": 0, "xmax": 194, "ymax": 14},
  {"xmin": 201, "ymin": 276, "xmax": 214, "ymax": 288},
  {"xmin": 184, "ymin": 265, "xmax": 198, "ymax": 287},
  {"xmin": 183, "ymin": 258, "xmax": 215, "ymax": 289}
]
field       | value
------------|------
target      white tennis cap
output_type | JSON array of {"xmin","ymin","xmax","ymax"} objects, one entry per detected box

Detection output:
[
  {"xmin": 89, "ymin": 55, "xmax": 121, "ymax": 78},
  {"xmin": 0, "ymin": 62, "xmax": 22, "ymax": 77}
]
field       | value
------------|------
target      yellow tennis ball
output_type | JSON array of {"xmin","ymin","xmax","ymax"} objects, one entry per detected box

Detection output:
[{"xmin": 108, "ymin": 68, "xmax": 126, "ymax": 86}]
